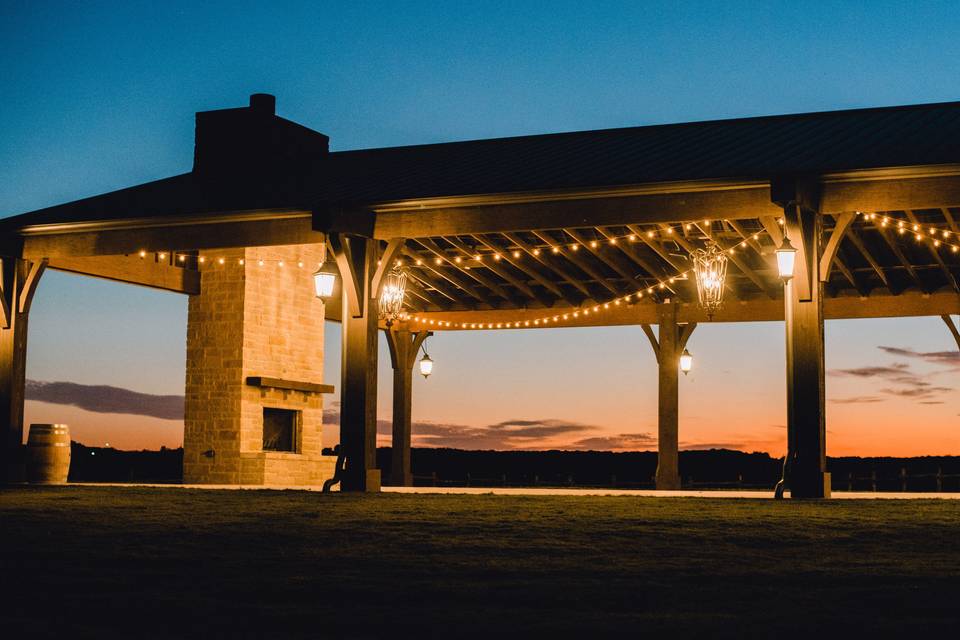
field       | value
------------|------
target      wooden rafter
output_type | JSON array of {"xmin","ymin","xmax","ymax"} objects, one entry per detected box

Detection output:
[
  {"xmin": 473, "ymin": 235, "xmax": 566, "ymax": 306},
  {"xmin": 563, "ymin": 228, "xmax": 639, "ymax": 287},
  {"xmin": 831, "ymin": 253, "xmax": 867, "ymax": 296},
  {"xmin": 400, "ymin": 248, "xmax": 493, "ymax": 305},
  {"xmin": 726, "ymin": 220, "xmax": 765, "ymax": 257},
  {"xmin": 416, "ymin": 238, "xmax": 513, "ymax": 302},
  {"xmin": 875, "ymin": 226, "xmax": 925, "ymax": 293},
  {"xmin": 904, "ymin": 210, "xmax": 959, "ymax": 293},
  {"xmin": 404, "ymin": 266, "xmax": 463, "ymax": 305},
  {"xmin": 596, "ymin": 227, "xmax": 682, "ymax": 298},
  {"xmin": 626, "ymin": 224, "xmax": 688, "ymax": 273},
  {"xmin": 530, "ymin": 230, "xmax": 621, "ymax": 297},
  {"xmin": 941, "ymin": 208, "xmax": 959, "ymax": 233},
  {"xmin": 443, "ymin": 235, "xmax": 536, "ymax": 303},
  {"xmin": 501, "ymin": 232, "xmax": 591, "ymax": 299},
  {"xmin": 844, "ymin": 225, "xmax": 891, "ymax": 290},
  {"xmin": 403, "ymin": 277, "xmax": 445, "ymax": 310}
]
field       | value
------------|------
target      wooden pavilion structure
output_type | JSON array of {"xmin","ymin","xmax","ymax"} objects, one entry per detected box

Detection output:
[{"xmin": 2, "ymin": 94, "xmax": 959, "ymax": 497}]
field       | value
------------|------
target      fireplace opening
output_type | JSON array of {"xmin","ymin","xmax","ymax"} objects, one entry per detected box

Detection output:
[{"xmin": 262, "ymin": 407, "xmax": 299, "ymax": 452}]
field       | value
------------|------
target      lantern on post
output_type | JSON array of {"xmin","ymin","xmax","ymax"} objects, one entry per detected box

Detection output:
[
  {"xmin": 679, "ymin": 348, "xmax": 693, "ymax": 375},
  {"xmin": 690, "ymin": 242, "xmax": 728, "ymax": 320},
  {"xmin": 313, "ymin": 262, "xmax": 339, "ymax": 299},
  {"xmin": 378, "ymin": 266, "xmax": 407, "ymax": 327},
  {"xmin": 776, "ymin": 236, "xmax": 797, "ymax": 282}
]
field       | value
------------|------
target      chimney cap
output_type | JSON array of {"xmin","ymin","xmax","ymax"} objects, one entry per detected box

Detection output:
[{"xmin": 249, "ymin": 93, "xmax": 276, "ymax": 115}]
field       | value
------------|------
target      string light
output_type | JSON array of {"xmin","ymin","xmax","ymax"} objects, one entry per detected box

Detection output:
[{"xmin": 403, "ymin": 212, "xmax": 956, "ymax": 331}]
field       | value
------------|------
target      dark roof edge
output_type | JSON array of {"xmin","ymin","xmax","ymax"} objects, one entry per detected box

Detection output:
[{"xmin": 330, "ymin": 99, "xmax": 960, "ymax": 156}]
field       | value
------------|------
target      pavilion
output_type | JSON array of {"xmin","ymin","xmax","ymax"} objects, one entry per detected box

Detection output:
[{"xmin": 2, "ymin": 94, "xmax": 959, "ymax": 497}]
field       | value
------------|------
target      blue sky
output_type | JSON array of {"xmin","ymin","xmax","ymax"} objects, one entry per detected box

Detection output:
[{"xmin": 3, "ymin": 1, "xmax": 959, "ymax": 453}]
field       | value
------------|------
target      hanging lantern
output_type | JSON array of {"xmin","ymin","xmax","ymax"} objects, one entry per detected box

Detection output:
[
  {"xmin": 679, "ymin": 348, "xmax": 693, "ymax": 375},
  {"xmin": 690, "ymin": 242, "xmax": 728, "ymax": 319},
  {"xmin": 776, "ymin": 236, "xmax": 797, "ymax": 282},
  {"xmin": 419, "ymin": 352, "xmax": 434, "ymax": 378},
  {"xmin": 378, "ymin": 266, "xmax": 407, "ymax": 326},
  {"xmin": 313, "ymin": 262, "xmax": 339, "ymax": 299}
]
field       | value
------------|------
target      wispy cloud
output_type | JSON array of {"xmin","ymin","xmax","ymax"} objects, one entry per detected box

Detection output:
[
  {"xmin": 830, "ymin": 395, "xmax": 885, "ymax": 404},
  {"xmin": 26, "ymin": 380, "xmax": 184, "ymax": 420},
  {"xmin": 830, "ymin": 350, "xmax": 955, "ymax": 403},
  {"xmin": 878, "ymin": 346, "xmax": 960, "ymax": 368}
]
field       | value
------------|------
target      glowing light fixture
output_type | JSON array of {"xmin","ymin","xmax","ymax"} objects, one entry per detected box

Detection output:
[
  {"xmin": 378, "ymin": 265, "xmax": 407, "ymax": 326},
  {"xmin": 679, "ymin": 348, "xmax": 693, "ymax": 375},
  {"xmin": 776, "ymin": 236, "xmax": 797, "ymax": 282},
  {"xmin": 313, "ymin": 262, "xmax": 338, "ymax": 299},
  {"xmin": 690, "ymin": 242, "xmax": 728, "ymax": 320},
  {"xmin": 419, "ymin": 351, "xmax": 434, "ymax": 378}
]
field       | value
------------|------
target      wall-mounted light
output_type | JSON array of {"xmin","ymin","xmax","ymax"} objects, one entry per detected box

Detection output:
[
  {"xmin": 313, "ymin": 262, "xmax": 339, "ymax": 299},
  {"xmin": 776, "ymin": 236, "xmax": 797, "ymax": 282}
]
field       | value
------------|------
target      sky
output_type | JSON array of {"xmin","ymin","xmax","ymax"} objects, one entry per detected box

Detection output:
[{"xmin": 2, "ymin": 1, "xmax": 959, "ymax": 456}]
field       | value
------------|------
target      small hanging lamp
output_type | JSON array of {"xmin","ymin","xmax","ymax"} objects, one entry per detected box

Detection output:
[
  {"xmin": 679, "ymin": 348, "xmax": 693, "ymax": 375},
  {"xmin": 776, "ymin": 236, "xmax": 798, "ymax": 282}
]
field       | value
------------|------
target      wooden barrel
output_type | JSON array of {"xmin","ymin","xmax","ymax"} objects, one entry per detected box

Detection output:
[{"xmin": 27, "ymin": 424, "xmax": 71, "ymax": 484}]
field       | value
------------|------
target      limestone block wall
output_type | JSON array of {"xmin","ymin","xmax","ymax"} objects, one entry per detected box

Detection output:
[{"xmin": 184, "ymin": 243, "xmax": 335, "ymax": 485}]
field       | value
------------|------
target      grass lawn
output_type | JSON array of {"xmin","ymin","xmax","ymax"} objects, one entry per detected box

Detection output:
[{"xmin": 2, "ymin": 487, "xmax": 959, "ymax": 638}]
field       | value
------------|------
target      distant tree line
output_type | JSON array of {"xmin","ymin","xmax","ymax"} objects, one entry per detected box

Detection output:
[{"xmin": 64, "ymin": 442, "xmax": 960, "ymax": 491}]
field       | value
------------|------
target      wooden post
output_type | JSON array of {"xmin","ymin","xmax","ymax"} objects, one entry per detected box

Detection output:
[
  {"xmin": 1, "ymin": 258, "xmax": 46, "ymax": 482},
  {"xmin": 643, "ymin": 302, "xmax": 696, "ymax": 491},
  {"xmin": 330, "ymin": 234, "xmax": 381, "ymax": 492},
  {"xmin": 385, "ymin": 326, "xmax": 431, "ymax": 486},
  {"xmin": 774, "ymin": 179, "xmax": 828, "ymax": 499}
]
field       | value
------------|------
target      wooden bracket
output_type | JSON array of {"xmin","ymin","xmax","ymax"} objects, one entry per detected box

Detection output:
[
  {"xmin": 18, "ymin": 258, "xmax": 47, "ymax": 314},
  {"xmin": 819, "ymin": 212, "xmax": 854, "ymax": 282},
  {"xmin": 0, "ymin": 258, "xmax": 12, "ymax": 329},
  {"xmin": 329, "ymin": 233, "xmax": 365, "ymax": 318},
  {"xmin": 679, "ymin": 322, "xmax": 697, "ymax": 350},
  {"xmin": 759, "ymin": 216, "xmax": 784, "ymax": 246},
  {"xmin": 386, "ymin": 327, "xmax": 433, "ymax": 370},
  {"xmin": 943, "ymin": 314, "xmax": 960, "ymax": 351},
  {"xmin": 371, "ymin": 238, "xmax": 406, "ymax": 299},
  {"xmin": 641, "ymin": 323, "xmax": 660, "ymax": 363}
]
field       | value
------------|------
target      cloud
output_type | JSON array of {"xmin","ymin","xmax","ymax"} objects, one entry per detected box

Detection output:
[
  {"xmin": 568, "ymin": 433, "xmax": 657, "ymax": 451},
  {"xmin": 830, "ymin": 396, "xmax": 885, "ymax": 404},
  {"xmin": 25, "ymin": 380, "xmax": 184, "ymax": 420},
  {"xmin": 829, "ymin": 363, "xmax": 910, "ymax": 379},
  {"xmin": 878, "ymin": 346, "xmax": 960, "ymax": 368},
  {"xmin": 830, "ymin": 354, "xmax": 955, "ymax": 402}
]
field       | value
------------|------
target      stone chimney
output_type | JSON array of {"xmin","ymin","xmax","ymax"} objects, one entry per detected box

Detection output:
[{"xmin": 192, "ymin": 93, "xmax": 329, "ymax": 177}]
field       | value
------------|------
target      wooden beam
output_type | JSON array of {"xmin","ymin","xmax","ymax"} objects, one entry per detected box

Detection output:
[
  {"xmin": 831, "ymin": 254, "xmax": 867, "ymax": 296},
  {"xmin": 501, "ymin": 232, "xmax": 592, "ymax": 300},
  {"xmin": 726, "ymin": 220, "xmax": 765, "ymax": 257},
  {"xmin": 385, "ymin": 328, "xmax": 432, "ymax": 487},
  {"xmin": 338, "ymin": 236, "xmax": 380, "ymax": 492},
  {"xmin": 845, "ymin": 225, "xmax": 891, "ymax": 290},
  {"xmin": 655, "ymin": 302, "xmax": 681, "ymax": 490},
  {"xmin": 876, "ymin": 226, "xmax": 925, "ymax": 292},
  {"xmin": 48, "ymin": 255, "xmax": 199, "ymax": 294},
  {"xmin": 641, "ymin": 323, "xmax": 659, "ymax": 363},
  {"xmin": 372, "ymin": 238, "xmax": 405, "ymax": 298},
  {"xmin": 21, "ymin": 213, "xmax": 321, "ymax": 259},
  {"xmin": 407, "ymin": 291, "xmax": 960, "ymax": 328},
  {"xmin": 819, "ymin": 212, "xmax": 855, "ymax": 282},
  {"xmin": 473, "ymin": 235, "xmax": 572, "ymax": 306},
  {"xmin": 760, "ymin": 216, "xmax": 784, "ymax": 246},
  {"xmin": 373, "ymin": 183, "xmax": 780, "ymax": 239},
  {"xmin": 941, "ymin": 208, "xmax": 959, "ymax": 233},
  {"xmin": 444, "ymin": 238, "xmax": 537, "ymax": 302},
  {"xmin": 820, "ymin": 169, "xmax": 960, "ymax": 215},
  {"xmin": 404, "ymin": 267, "xmax": 464, "ymax": 305},
  {"xmin": 400, "ymin": 248, "xmax": 493, "ymax": 306},
  {"xmin": 904, "ymin": 210, "xmax": 959, "ymax": 293},
  {"xmin": 942, "ymin": 314, "xmax": 960, "ymax": 350},
  {"xmin": 564, "ymin": 228, "xmax": 640, "ymax": 286},
  {"xmin": 627, "ymin": 224, "xmax": 689, "ymax": 273},
  {"xmin": 596, "ymin": 227, "xmax": 682, "ymax": 299},
  {"xmin": 940, "ymin": 314, "xmax": 960, "ymax": 350},
  {"xmin": 530, "ymin": 231, "xmax": 621, "ymax": 297}
]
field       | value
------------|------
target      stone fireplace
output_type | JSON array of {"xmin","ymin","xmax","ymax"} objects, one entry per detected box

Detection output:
[{"xmin": 183, "ymin": 242, "xmax": 336, "ymax": 485}]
